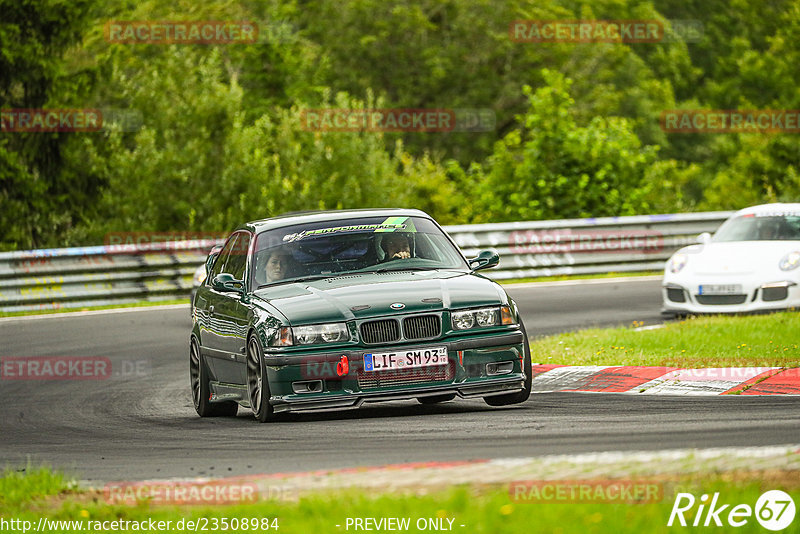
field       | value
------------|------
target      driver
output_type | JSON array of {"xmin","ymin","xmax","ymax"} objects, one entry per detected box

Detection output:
[
  {"xmin": 757, "ymin": 219, "xmax": 780, "ymax": 240},
  {"xmin": 381, "ymin": 233, "xmax": 411, "ymax": 260}
]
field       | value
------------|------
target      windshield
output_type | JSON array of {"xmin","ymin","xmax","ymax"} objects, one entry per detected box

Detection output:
[
  {"xmin": 713, "ymin": 213, "xmax": 800, "ymax": 242},
  {"xmin": 250, "ymin": 216, "xmax": 469, "ymax": 288}
]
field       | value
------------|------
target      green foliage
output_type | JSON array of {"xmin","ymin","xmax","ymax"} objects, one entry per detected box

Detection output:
[
  {"xmin": 702, "ymin": 134, "xmax": 800, "ymax": 210},
  {"xmin": 473, "ymin": 71, "xmax": 659, "ymax": 222},
  {"xmin": 0, "ymin": 0, "xmax": 101, "ymax": 250},
  {"xmin": 3, "ymin": 0, "xmax": 800, "ymax": 250}
]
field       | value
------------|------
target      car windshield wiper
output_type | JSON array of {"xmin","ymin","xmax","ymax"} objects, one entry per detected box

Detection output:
[{"xmin": 364, "ymin": 266, "xmax": 439, "ymax": 273}]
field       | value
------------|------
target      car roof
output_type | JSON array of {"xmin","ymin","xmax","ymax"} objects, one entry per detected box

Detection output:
[
  {"xmin": 734, "ymin": 203, "xmax": 800, "ymax": 216},
  {"xmin": 236, "ymin": 208, "xmax": 433, "ymax": 233}
]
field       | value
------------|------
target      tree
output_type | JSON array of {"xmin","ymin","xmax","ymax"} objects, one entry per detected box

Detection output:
[
  {"xmin": 0, "ymin": 0, "xmax": 99, "ymax": 250},
  {"xmin": 473, "ymin": 70, "xmax": 659, "ymax": 222}
]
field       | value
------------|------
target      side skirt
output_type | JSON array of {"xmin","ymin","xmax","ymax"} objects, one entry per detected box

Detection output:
[{"xmin": 209, "ymin": 381, "xmax": 249, "ymax": 407}]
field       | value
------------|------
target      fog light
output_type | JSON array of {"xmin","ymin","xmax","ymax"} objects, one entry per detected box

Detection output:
[
  {"xmin": 486, "ymin": 361, "xmax": 515, "ymax": 376},
  {"xmin": 292, "ymin": 380, "xmax": 323, "ymax": 394}
]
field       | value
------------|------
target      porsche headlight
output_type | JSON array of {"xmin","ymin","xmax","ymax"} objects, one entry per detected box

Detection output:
[
  {"xmin": 779, "ymin": 251, "xmax": 800, "ymax": 271},
  {"xmin": 451, "ymin": 306, "xmax": 514, "ymax": 330},
  {"xmin": 291, "ymin": 323, "xmax": 349, "ymax": 345},
  {"xmin": 669, "ymin": 253, "xmax": 688, "ymax": 273}
]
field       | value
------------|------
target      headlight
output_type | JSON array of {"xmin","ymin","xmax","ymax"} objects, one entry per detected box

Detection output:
[
  {"xmin": 451, "ymin": 306, "xmax": 514, "ymax": 330},
  {"xmin": 475, "ymin": 308, "xmax": 498, "ymax": 327},
  {"xmin": 291, "ymin": 323, "xmax": 349, "ymax": 345},
  {"xmin": 452, "ymin": 310, "xmax": 475, "ymax": 330},
  {"xmin": 779, "ymin": 251, "xmax": 800, "ymax": 271},
  {"xmin": 668, "ymin": 253, "xmax": 688, "ymax": 273}
]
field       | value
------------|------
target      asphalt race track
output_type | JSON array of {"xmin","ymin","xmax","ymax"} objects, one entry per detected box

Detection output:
[
  {"xmin": 1, "ymin": 278, "xmax": 798, "ymax": 483},
  {"xmin": 504, "ymin": 276, "xmax": 665, "ymax": 336}
]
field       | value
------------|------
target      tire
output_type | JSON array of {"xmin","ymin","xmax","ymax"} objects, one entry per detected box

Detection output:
[
  {"xmin": 484, "ymin": 320, "xmax": 532, "ymax": 407},
  {"xmin": 246, "ymin": 333, "xmax": 275, "ymax": 423},
  {"xmin": 190, "ymin": 337, "xmax": 238, "ymax": 417},
  {"xmin": 417, "ymin": 394, "xmax": 456, "ymax": 405}
]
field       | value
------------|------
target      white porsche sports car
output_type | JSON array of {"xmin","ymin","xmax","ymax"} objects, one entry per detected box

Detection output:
[{"xmin": 663, "ymin": 203, "xmax": 800, "ymax": 315}]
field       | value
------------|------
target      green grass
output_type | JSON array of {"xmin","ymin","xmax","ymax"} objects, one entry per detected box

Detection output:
[
  {"xmin": 0, "ymin": 466, "xmax": 69, "ymax": 510},
  {"xmin": 0, "ymin": 298, "xmax": 189, "ymax": 318},
  {"xmin": 530, "ymin": 311, "xmax": 800, "ymax": 367},
  {"xmin": 2, "ymin": 468, "xmax": 797, "ymax": 533},
  {"xmin": 500, "ymin": 271, "xmax": 659, "ymax": 284}
]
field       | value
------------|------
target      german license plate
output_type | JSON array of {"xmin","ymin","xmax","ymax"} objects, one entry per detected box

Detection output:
[
  {"xmin": 698, "ymin": 284, "xmax": 742, "ymax": 295},
  {"xmin": 363, "ymin": 347, "xmax": 448, "ymax": 372}
]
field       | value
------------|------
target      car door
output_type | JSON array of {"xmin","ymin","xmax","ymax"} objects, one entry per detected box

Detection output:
[
  {"xmin": 207, "ymin": 231, "xmax": 252, "ymax": 385},
  {"xmin": 196, "ymin": 233, "xmax": 242, "ymax": 382}
]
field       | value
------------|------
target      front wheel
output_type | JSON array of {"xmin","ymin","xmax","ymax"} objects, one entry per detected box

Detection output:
[
  {"xmin": 484, "ymin": 320, "xmax": 532, "ymax": 407},
  {"xmin": 246, "ymin": 333, "xmax": 275, "ymax": 423},
  {"xmin": 190, "ymin": 337, "xmax": 238, "ymax": 417}
]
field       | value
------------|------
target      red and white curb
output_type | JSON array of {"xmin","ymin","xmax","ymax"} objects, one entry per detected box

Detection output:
[{"xmin": 531, "ymin": 365, "xmax": 800, "ymax": 395}]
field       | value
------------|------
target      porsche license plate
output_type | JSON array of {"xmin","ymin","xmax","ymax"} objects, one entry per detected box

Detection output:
[
  {"xmin": 363, "ymin": 347, "xmax": 448, "ymax": 372},
  {"xmin": 698, "ymin": 284, "xmax": 742, "ymax": 295}
]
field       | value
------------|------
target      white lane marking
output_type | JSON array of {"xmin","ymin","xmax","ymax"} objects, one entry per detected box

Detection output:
[
  {"xmin": 503, "ymin": 275, "xmax": 662, "ymax": 290},
  {"xmin": 633, "ymin": 367, "xmax": 780, "ymax": 395},
  {"xmin": 0, "ymin": 304, "xmax": 189, "ymax": 323}
]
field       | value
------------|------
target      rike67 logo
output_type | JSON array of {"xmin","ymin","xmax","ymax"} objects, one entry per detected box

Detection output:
[{"xmin": 668, "ymin": 490, "xmax": 795, "ymax": 531}]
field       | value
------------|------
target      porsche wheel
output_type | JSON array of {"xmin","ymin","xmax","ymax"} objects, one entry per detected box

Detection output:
[
  {"xmin": 190, "ymin": 337, "xmax": 238, "ymax": 417},
  {"xmin": 246, "ymin": 333, "xmax": 275, "ymax": 423}
]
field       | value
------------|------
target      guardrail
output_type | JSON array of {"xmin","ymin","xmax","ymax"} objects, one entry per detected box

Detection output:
[{"xmin": 0, "ymin": 211, "xmax": 733, "ymax": 313}]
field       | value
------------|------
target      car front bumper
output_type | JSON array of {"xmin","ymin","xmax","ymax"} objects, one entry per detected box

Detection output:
[{"xmin": 662, "ymin": 275, "xmax": 800, "ymax": 315}]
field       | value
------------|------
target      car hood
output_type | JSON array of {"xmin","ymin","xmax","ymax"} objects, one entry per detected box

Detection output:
[
  {"xmin": 683, "ymin": 241, "xmax": 800, "ymax": 275},
  {"xmin": 252, "ymin": 270, "xmax": 507, "ymax": 324}
]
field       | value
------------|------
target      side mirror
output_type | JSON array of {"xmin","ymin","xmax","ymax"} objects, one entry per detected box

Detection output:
[
  {"xmin": 205, "ymin": 245, "xmax": 222, "ymax": 276},
  {"xmin": 469, "ymin": 250, "xmax": 500, "ymax": 271},
  {"xmin": 696, "ymin": 232, "xmax": 711, "ymax": 245},
  {"xmin": 212, "ymin": 273, "xmax": 244, "ymax": 294}
]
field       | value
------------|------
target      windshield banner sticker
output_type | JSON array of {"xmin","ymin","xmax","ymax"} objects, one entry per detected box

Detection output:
[{"xmin": 283, "ymin": 222, "xmax": 407, "ymax": 242}]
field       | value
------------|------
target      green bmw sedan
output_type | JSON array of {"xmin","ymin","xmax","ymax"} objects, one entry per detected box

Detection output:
[{"xmin": 190, "ymin": 209, "xmax": 531, "ymax": 422}]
